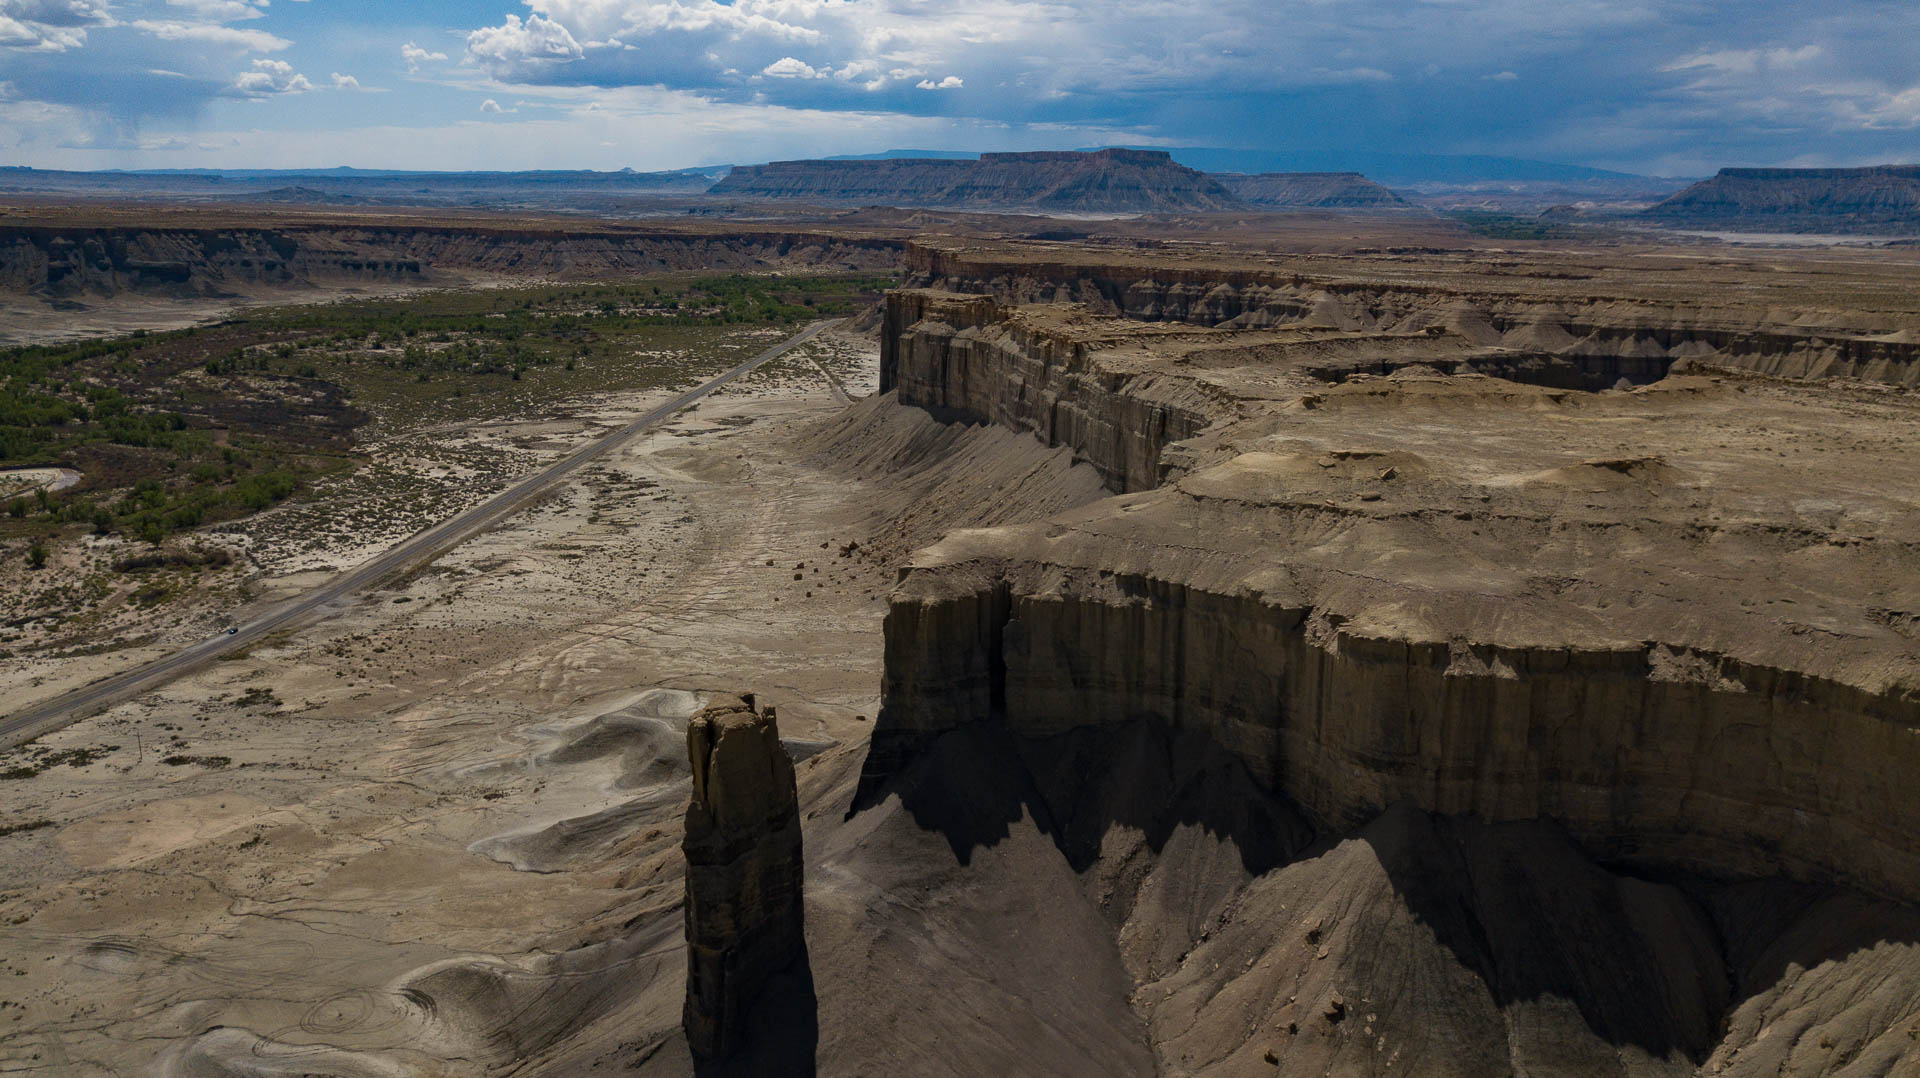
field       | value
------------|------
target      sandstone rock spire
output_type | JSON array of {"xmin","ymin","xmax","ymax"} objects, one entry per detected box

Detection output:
[{"xmin": 682, "ymin": 694, "xmax": 806, "ymax": 1065}]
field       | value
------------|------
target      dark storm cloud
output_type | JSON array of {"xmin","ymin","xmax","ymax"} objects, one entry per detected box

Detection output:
[{"xmin": 453, "ymin": 0, "xmax": 1920, "ymax": 171}]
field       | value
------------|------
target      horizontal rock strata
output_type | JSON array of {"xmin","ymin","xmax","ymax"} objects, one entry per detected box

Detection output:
[
  {"xmin": 903, "ymin": 238, "xmax": 1920, "ymax": 388},
  {"xmin": 871, "ymin": 252, "xmax": 1920, "ymax": 903},
  {"xmin": 1644, "ymin": 165, "xmax": 1920, "ymax": 234},
  {"xmin": 0, "ymin": 224, "xmax": 905, "ymax": 300}
]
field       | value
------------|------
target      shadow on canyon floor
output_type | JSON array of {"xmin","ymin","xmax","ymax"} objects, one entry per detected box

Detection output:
[
  {"xmin": 847, "ymin": 713, "xmax": 1920, "ymax": 1068},
  {"xmin": 851, "ymin": 716, "xmax": 1304, "ymax": 877}
]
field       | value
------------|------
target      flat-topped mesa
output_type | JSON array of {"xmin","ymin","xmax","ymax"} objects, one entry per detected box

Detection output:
[
  {"xmin": 901, "ymin": 237, "xmax": 1920, "ymax": 387},
  {"xmin": 683, "ymin": 694, "xmax": 804, "ymax": 1064},
  {"xmin": 1643, "ymin": 164, "xmax": 1920, "ymax": 233},
  {"xmin": 709, "ymin": 151, "xmax": 1239, "ymax": 213},
  {"xmin": 1215, "ymin": 171, "xmax": 1409, "ymax": 209}
]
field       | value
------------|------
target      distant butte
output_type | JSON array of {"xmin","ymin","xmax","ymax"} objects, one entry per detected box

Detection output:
[
  {"xmin": 1643, "ymin": 164, "xmax": 1920, "ymax": 234},
  {"xmin": 708, "ymin": 149, "xmax": 1240, "ymax": 213},
  {"xmin": 1213, "ymin": 171, "xmax": 1408, "ymax": 208}
]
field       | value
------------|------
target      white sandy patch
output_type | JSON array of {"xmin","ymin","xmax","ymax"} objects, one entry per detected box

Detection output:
[{"xmin": 0, "ymin": 467, "xmax": 82, "ymax": 495}]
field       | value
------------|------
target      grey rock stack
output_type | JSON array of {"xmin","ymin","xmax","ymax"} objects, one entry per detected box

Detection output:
[{"xmin": 682, "ymin": 694, "xmax": 804, "ymax": 1063}]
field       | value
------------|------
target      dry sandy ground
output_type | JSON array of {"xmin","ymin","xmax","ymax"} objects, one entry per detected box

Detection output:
[
  {"xmin": 0, "ymin": 331, "xmax": 891, "ymax": 1075},
  {"xmin": 0, "ymin": 325, "xmax": 860, "ymax": 722}
]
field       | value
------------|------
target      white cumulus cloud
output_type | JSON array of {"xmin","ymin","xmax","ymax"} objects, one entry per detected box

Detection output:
[
  {"xmin": 0, "ymin": 16, "xmax": 84, "ymax": 49},
  {"xmin": 402, "ymin": 41, "xmax": 447, "ymax": 73},
  {"xmin": 229, "ymin": 57, "xmax": 311, "ymax": 95},
  {"xmin": 466, "ymin": 13, "xmax": 582, "ymax": 77},
  {"xmin": 761, "ymin": 56, "xmax": 821, "ymax": 79},
  {"xmin": 0, "ymin": 0, "xmax": 113, "ymax": 52},
  {"xmin": 3, "ymin": 0, "xmax": 112, "ymax": 27}
]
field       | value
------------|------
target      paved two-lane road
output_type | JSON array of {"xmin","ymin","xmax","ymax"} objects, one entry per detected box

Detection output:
[{"xmin": 0, "ymin": 319, "xmax": 841, "ymax": 750}]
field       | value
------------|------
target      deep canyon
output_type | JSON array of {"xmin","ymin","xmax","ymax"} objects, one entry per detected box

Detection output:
[{"xmin": 1, "ymin": 210, "xmax": 1918, "ymax": 1076}]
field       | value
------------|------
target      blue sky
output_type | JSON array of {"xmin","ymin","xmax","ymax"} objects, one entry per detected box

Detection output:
[{"xmin": 2, "ymin": 0, "xmax": 1918, "ymax": 175}]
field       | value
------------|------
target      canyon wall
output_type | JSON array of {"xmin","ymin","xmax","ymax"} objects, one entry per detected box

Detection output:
[
  {"xmin": 879, "ymin": 289, "xmax": 1683, "ymax": 496},
  {"xmin": 877, "ymin": 561, "xmax": 1920, "ymax": 900},
  {"xmin": 904, "ymin": 240, "xmax": 1920, "ymax": 388},
  {"xmin": 868, "ymin": 262, "xmax": 1920, "ymax": 904},
  {"xmin": 881, "ymin": 290, "xmax": 1217, "ymax": 492},
  {"xmin": 0, "ymin": 224, "xmax": 906, "ymax": 300}
]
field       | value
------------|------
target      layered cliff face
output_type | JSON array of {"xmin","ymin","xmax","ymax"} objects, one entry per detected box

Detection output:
[
  {"xmin": 0, "ymin": 224, "xmax": 905, "ymax": 300},
  {"xmin": 0, "ymin": 228, "xmax": 318, "ymax": 297},
  {"xmin": 682, "ymin": 695, "xmax": 806, "ymax": 1066},
  {"xmin": 880, "ymin": 288, "xmax": 1745, "ymax": 494},
  {"xmin": 868, "ymin": 247, "xmax": 1920, "ymax": 903},
  {"xmin": 710, "ymin": 150, "xmax": 1240, "ymax": 213},
  {"xmin": 1644, "ymin": 165, "xmax": 1920, "ymax": 234},
  {"xmin": 846, "ymin": 244, "xmax": 1920, "ymax": 1069},
  {"xmin": 904, "ymin": 238, "xmax": 1920, "ymax": 388},
  {"xmin": 881, "ymin": 509, "xmax": 1920, "ymax": 899},
  {"xmin": 1215, "ymin": 171, "xmax": 1409, "ymax": 208},
  {"xmin": 879, "ymin": 291, "xmax": 1221, "ymax": 491}
]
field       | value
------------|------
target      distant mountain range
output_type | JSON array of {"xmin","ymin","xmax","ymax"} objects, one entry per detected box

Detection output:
[
  {"xmin": 0, "ymin": 148, "xmax": 1675, "ymax": 199},
  {"xmin": 34, "ymin": 155, "xmax": 1920, "ymax": 234},
  {"xmin": 0, "ymin": 152, "xmax": 1658, "ymax": 216}
]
